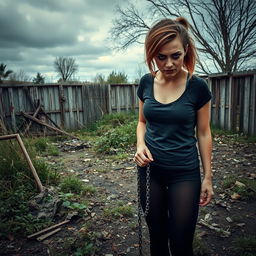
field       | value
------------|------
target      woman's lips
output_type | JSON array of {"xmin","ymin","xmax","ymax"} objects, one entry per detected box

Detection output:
[{"xmin": 164, "ymin": 69, "xmax": 175, "ymax": 73}]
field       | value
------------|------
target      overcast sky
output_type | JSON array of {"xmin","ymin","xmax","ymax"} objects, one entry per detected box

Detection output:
[{"xmin": 0, "ymin": 0, "xmax": 147, "ymax": 82}]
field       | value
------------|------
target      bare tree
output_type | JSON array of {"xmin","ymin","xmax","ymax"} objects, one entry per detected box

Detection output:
[
  {"xmin": 54, "ymin": 56, "xmax": 78, "ymax": 81},
  {"xmin": 9, "ymin": 69, "xmax": 31, "ymax": 82},
  {"xmin": 110, "ymin": 0, "xmax": 256, "ymax": 73}
]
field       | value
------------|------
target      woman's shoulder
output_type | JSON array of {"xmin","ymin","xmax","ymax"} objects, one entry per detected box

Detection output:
[
  {"xmin": 189, "ymin": 74, "xmax": 209, "ymax": 89},
  {"xmin": 140, "ymin": 73, "xmax": 153, "ymax": 83}
]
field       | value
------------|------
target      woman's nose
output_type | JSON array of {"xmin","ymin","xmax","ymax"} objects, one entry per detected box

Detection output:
[{"xmin": 166, "ymin": 57, "xmax": 173, "ymax": 67}]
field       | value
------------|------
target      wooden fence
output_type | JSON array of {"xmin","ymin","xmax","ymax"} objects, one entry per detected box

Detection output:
[
  {"xmin": 208, "ymin": 70, "xmax": 256, "ymax": 136},
  {"xmin": 0, "ymin": 83, "xmax": 139, "ymax": 134},
  {"xmin": 0, "ymin": 70, "xmax": 255, "ymax": 136}
]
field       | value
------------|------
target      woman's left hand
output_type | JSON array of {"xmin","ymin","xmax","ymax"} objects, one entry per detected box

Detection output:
[{"xmin": 199, "ymin": 178, "xmax": 214, "ymax": 206}]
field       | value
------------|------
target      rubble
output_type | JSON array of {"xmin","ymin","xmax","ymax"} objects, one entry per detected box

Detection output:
[{"xmin": 58, "ymin": 139, "xmax": 90, "ymax": 152}]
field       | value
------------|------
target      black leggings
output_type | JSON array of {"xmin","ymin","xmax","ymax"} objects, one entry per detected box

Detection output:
[{"xmin": 138, "ymin": 165, "xmax": 201, "ymax": 256}]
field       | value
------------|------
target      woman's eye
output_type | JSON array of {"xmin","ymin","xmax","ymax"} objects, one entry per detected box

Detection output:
[
  {"xmin": 157, "ymin": 55, "xmax": 166, "ymax": 60},
  {"xmin": 172, "ymin": 54, "xmax": 181, "ymax": 59}
]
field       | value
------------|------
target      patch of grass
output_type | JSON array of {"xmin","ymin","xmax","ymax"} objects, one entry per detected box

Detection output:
[
  {"xmin": 232, "ymin": 235, "xmax": 256, "ymax": 256},
  {"xmin": 193, "ymin": 233, "xmax": 211, "ymax": 256},
  {"xmin": 104, "ymin": 201, "xmax": 134, "ymax": 219},
  {"xmin": 26, "ymin": 136, "xmax": 60, "ymax": 156},
  {"xmin": 0, "ymin": 139, "xmax": 59, "ymax": 237},
  {"xmin": 50, "ymin": 224, "xmax": 98, "ymax": 256},
  {"xmin": 47, "ymin": 144, "xmax": 60, "ymax": 156},
  {"xmin": 59, "ymin": 176, "xmax": 97, "ymax": 196},
  {"xmin": 95, "ymin": 119, "xmax": 137, "ymax": 154},
  {"xmin": 59, "ymin": 175, "xmax": 85, "ymax": 194},
  {"xmin": 211, "ymin": 126, "xmax": 256, "ymax": 144},
  {"xmin": 88, "ymin": 111, "xmax": 137, "ymax": 133},
  {"xmin": 81, "ymin": 184, "xmax": 97, "ymax": 195},
  {"xmin": 221, "ymin": 174, "xmax": 256, "ymax": 200},
  {"xmin": 94, "ymin": 167, "xmax": 110, "ymax": 173}
]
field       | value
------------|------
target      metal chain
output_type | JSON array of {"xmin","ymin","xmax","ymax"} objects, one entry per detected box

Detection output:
[{"xmin": 137, "ymin": 164, "xmax": 151, "ymax": 256}]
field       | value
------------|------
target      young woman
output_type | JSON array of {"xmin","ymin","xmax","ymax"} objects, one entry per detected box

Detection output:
[{"xmin": 134, "ymin": 17, "xmax": 214, "ymax": 256}]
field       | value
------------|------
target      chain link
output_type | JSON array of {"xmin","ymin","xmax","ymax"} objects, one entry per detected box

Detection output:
[{"xmin": 137, "ymin": 164, "xmax": 151, "ymax": 256}]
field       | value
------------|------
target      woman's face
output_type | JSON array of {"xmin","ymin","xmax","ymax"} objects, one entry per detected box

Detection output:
[{"xmin": 154, "ymin": 36, "xmax": 187, "ymax": 79}]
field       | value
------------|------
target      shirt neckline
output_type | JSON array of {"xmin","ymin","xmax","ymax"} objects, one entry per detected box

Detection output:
[{"xmin": 150, "ymin": 72, "xmax": 190, "ymax": 105}]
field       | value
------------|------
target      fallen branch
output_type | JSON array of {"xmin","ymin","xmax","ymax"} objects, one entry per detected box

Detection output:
[
  {"xmin": 21, "ymin": 112, "xmax": 79, "ymax": 140},
  {"xmin": 37, "ymin": 228, "xmax": 62, "ymax": 241},
  {"xmin": 27, "ymin": 220, "xmax": 70, "ymax": 239},
  {"xmin": 24, "ymin": 101, "xmax": 41, "ymax": 134},
  {"xmin": 198, "ymin": 219, "xmax": 231, "ymax": 237}
]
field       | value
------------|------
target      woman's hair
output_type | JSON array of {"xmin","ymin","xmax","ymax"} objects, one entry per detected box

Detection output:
[{"xmin": 145, "ymin": 17, "xmax": 197, "ymax": 76}]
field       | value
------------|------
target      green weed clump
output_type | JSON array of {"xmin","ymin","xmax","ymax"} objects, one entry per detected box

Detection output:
[
  {"xmin": 104, "ymin": 201, "xmax": 134, "ymax": 219},
  {"xmin": 59, "ymin": 176, "xmax": 85, "ymax": 194},
  {"xmin": 211, "ymin": 126, "xmax": 256, "ymax": 144},
  {"xmin": 87, "ymin": 111, "xmax": 137, "ymax": 134},
  {"xmin": 76, "ymin": 111, "xmax": 138, "ymax": 151},
  {"xmin": 221, "ymin": 174, "xmax": 256, "ymax": 200},
  {"xmin": 59, "ymin": 175, "xmax": 97, "ymax": 195},
  {"xmin": 193, "ymin": 233, "xmax": 211, "ymax": 256},
  {"xmin": 27, "ymin": 137, "xmax": 60, "ymax": 156},
  {"xmin": 0, "ymin": 139, "xmax": 59, "ymax": 237},
  {"xmin": 232, "ymin": 235, "xmax": 256, "ymax": 256}
]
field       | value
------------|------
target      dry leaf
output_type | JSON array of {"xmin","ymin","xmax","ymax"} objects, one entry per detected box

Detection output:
[{"xmin": 231, "ymin": 193, "xmax": 241, "ymax": 199}]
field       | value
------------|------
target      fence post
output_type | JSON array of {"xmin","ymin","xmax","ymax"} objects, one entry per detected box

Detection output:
[
  {"xmin": 250, "ymin": 75, "xmax": 256, "ymax": 135},
  {"xmin": 107, "ymin": 84, "xmax": 112, "ymax": 114},
  {"xmin": 116, "ymin": 85, "xmax": 121, "ymax": 112},
  {"xmin": 58, "ymin": 84, "xmax": 65, "ymax": 128},
  {"xmin": 227, "ymin": 75, "xmax": 233, "ymax": 131},
  {"xmin": 8, "ymin": 88, "xmax": 17, "ymax": 132}
]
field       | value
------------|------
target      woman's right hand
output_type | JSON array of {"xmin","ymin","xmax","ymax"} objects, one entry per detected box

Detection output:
[{"xmin": 134, "ymin": 145, "xmax": 154, "ymax": 167}]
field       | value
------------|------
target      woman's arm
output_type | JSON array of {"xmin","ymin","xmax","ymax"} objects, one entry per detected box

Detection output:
[
  {"xmin": 134, "ymin": 99, "xmax": 154, "ymax": 166},
  {"xmin": 196, "ymin": 101, "xmax": 214, "ymax": 206}
]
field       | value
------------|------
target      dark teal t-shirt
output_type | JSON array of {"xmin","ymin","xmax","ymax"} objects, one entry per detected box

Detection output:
[{"xmin": 137, "ymin": 73, "xmax": 212, "ymax": 170}]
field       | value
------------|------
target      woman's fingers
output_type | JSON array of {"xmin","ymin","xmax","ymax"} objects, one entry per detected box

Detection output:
[
  {"xmin": 134, "ymin": 150, "xmax": 153, "ymax": 166},
  {"xmin": 199, "ymin": 189, "xmax": 214, "ymax": 206}
]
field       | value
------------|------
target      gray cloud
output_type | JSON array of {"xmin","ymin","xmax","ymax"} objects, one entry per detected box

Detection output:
[{"xmin": 0, "ymin": 0, "xmax": 143, "ymax": 82}]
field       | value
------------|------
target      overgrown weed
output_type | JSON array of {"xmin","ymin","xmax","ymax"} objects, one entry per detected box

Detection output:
[{"xmin": 0, "ymin": 138, "xmax": 59, "ymax": 237}]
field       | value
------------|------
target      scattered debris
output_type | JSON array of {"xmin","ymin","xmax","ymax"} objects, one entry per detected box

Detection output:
[
  {"xmin": 27, "ymin": 220, "xmax": 70, "ymax": 239},
  {"xmin": 58, "ymin": 139, "xmax": 90, "ymax": 152},
  {"xmin": 37, "ymin": 228, "xmax": 62, "ymax": 241},
  {"xmin": 29, "ymin": 187, "xmax": 62, "ymax": 219},
  {"xmin": 198, "ymin": 219, "xmax": 231, "ymax": 238},
  {"xmin": 21, "ymin": 112, "xmax": 79, "ymax": 140}
]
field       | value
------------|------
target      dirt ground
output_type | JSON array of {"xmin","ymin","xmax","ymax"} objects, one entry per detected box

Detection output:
[{"xmin": 1, "ymin": 134, "xmax": 256, "ymax": 256}]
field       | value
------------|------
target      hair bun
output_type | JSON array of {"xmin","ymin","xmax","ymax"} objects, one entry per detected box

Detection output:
[{"xmin": 175, "ymin": 17, "xmax": 190, "ymax": 30}]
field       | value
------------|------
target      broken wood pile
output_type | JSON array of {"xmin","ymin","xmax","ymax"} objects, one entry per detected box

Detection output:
[{"xmin": 0, "ymin": 86, "xmax": 78, "ymax": 139}]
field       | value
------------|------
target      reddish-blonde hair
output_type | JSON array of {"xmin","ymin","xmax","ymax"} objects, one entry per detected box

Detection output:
[{"xmin": 145, "ymin": 17, "xmax": 197, "ymax": 76}]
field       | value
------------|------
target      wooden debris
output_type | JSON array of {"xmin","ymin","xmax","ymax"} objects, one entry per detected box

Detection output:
[
  {"xmin": 37, "ymin": 228, "xmax": 62, "ymax": 241},
  {"xmin": 24, "ymin": 100, "xmax": 41, "ymax": 134},
  {"xmin": 0, "ymin": 133, "xmax": 43, "ymax": 192},
  {"xmin": 21, "ymin": 112, "xmax": 79, "ymax": 140},
  {"xmin": 198, "ymin": 219, "xmax": 231, "ymax": 237},
  {"xmin": 27, "ymin": 220, "xmax": 70, "ymax": 239}
]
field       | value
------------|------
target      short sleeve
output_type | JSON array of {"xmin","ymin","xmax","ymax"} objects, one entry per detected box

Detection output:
[
  {"xmin": 137, "ymin": 74, "xmax": 150, "ymax": 102},
  {"xmin": 195, "ymin": 78, "xmax": 212, "ymax": 110},
  {"xmin": 137, "ymin": 79, "xmax": 144, "ymax": 101}
]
